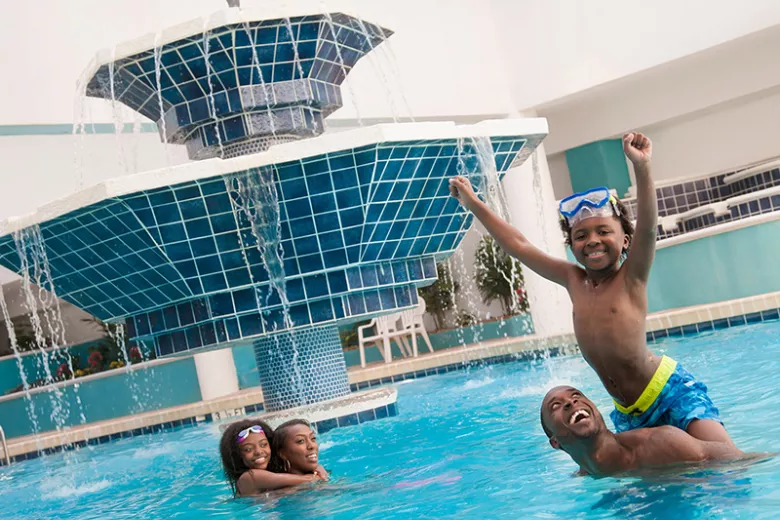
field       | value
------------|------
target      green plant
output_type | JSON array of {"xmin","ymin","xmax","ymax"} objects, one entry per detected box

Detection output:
[
  {"xmin": 456, "ymin": 312, "xmax": 479, "ymax": 328},
  {"xmin": 419, "ymin": 262, "xmax": 459, "ymax": 330},
  {"xmin": 339, "ymin": 320, "xmax": 368, "ymax": 348},
  {"xmin": 475, "ymin": 235, "xmax": 530, "ymax": 316}
]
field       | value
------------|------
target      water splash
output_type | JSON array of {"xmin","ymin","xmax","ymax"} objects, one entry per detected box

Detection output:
[
  {"xmin": 225, "ymin": 167, "xmax": 304, "ymax": 407},
  {"xmin": 153, "ymin": 31, "xmax": 173, "ymax": 167},
  {"xmin": 202, "ymin": 17, "xmax": 225, "ymax": 158}
]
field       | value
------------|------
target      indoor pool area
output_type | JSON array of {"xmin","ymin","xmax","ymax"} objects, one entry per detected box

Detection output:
[
  {"xmin": 2, "ymin": 321, "xmax": 780, "ymax": 519},
  {"xmin": 3, "ymin": 0, "xmax": 780, "ymax": 519}
]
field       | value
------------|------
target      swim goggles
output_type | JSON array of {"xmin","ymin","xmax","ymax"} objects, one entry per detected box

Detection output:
[
  {"xmin": 558, "ymin": 186, "xmax": 620, "ymax": 226},
  {"xmin": 236, "ymin": 425, "xmax": 264, "ymax": 443}
]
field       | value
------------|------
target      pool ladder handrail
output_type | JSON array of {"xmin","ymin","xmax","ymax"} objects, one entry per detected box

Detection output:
[{"xmin": 0, "ymin": 425, "xmax": 9, "ymax": 466}]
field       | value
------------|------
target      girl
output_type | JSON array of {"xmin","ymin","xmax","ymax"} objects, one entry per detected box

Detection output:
[{"xmin": 219, "ymin": 418, "xmax": 328, "ymax": 497}]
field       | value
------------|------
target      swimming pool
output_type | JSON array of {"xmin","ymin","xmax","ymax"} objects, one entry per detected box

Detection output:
[{"xmin": 2, "ymin": 320, "xmax": 779, "ymax": 519}]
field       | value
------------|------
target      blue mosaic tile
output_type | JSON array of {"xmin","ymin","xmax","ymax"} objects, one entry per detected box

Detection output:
[
  {"xmin": 745, "ymin": 312, "xmax": 763, "ymax": 324},
  {"xmin": 315, "ymin": 418, "xmax": 338, "ymax": 434},
  {"xmin": 337, "ymin": 413, "xmax": 359, "ymax": 427},
  {"xmin": 762, "ymin": 308, "xmax": 780, "ymax": 321},
  {"xmin": 357, "ymin": 409, "xmax": 376, "ymax": 423},
  {"xmin": 728, "ymin": 315, "xmax": 746, "ymax": 327},
  {"xmin": 666, "ymin": 326, "xmax": 684, "ymax": 338},
  {"xmin": 712, "ymin": 318, "xmax": 730, "ymax": 330},
  {"xmin": 697, "ymin": 321, "xmax": 714, "ymax": 332},
  {"xmin": 254, "ymin": 324, "xmax": 349, "ymax": 411}
]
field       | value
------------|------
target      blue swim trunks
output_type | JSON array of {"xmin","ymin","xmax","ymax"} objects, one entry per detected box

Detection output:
[{"xmin": 610, "ymin": 356, "xmax": 722, "ymax": 433}]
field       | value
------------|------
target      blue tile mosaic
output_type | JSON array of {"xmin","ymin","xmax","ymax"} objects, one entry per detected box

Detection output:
[
  {"xmin": 253, "ymin": 324, "xmax": 349, "ymax": 411},
  {"xmin": 85, "ymin": 14, "xmax": 392, "ymax": 160}
]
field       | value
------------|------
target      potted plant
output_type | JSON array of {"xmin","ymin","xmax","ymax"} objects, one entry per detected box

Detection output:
[
  {"xmin": 475, "ymin": 235, "xmax": 530, "ymax": 317},
  {"xmin": 419, "ymin": 262, "xmax": 459, "ymax": 331}
]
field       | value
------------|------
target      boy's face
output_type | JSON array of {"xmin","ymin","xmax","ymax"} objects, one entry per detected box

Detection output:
[{"xmin": 569, "ymin": 216, "xmax": 628, "ymax": 272}]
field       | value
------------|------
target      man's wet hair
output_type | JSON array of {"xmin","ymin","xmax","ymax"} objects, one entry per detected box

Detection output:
[{"xmin": 559, "ymin": 197, "xmax": 635, "ymax": 253}]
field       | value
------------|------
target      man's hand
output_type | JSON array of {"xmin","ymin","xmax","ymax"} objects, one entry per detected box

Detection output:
[
  {"xmin": 623, "ymin": 132, "xmax": 652, "ymax": 166},
  {"xmin": 449, "ymin": 176, "xmax": 480, "ymax": 211}
]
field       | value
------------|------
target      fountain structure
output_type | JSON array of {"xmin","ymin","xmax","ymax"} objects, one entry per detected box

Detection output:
[{"xmin": 0, "ymin": 7, "xmax": 547, "ymax": 419}]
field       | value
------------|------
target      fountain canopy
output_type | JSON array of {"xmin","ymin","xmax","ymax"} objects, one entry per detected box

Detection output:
[{"xmin": 84, "ymin": 11, "xmax": 391, "ymax": 160}]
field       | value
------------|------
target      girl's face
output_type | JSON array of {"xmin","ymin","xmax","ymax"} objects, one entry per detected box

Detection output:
[
  {"xmin": 279, "ymin": 425, "xmax": 319, "ymax": 474},
  {"xmin": 569, "ymin": 216, "xmax": 628, "ymax": 272},
  {"xmin": 238, "ymin": 431, "xmax": 271, "ymax": 470}
]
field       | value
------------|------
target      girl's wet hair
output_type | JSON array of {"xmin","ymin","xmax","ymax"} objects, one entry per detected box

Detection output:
[
  {"xmin": 559, "ymin": 197, "xmax": 635, "ymax": 254},
  {"xmin": 219, "ymin": 418, "xmax": 273, "ymax": 496},
  {"xmin": 269, "ymin": 418, "xmax": 313, "ymax": 473}
]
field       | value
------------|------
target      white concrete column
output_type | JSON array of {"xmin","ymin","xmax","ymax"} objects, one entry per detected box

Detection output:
[
  {"xmin": 501, "ymin": 142, "xmax": 574, "ymax": 337},
  {"xmin": 193, "ymin": 349, "xmax": 240, "ymax": 401}
]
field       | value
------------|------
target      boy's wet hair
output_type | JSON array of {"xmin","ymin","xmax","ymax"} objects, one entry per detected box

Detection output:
[
  {"xmin": 219, "ymin": 418, "xmax": 274, "ymax": 496},
  {"xmin": 559, "ymin": 198, "xmax": 635, "ymax": 253},
  {"xmin": 268, "ymin": 418, "xmax": 313, "ymax": 473}
]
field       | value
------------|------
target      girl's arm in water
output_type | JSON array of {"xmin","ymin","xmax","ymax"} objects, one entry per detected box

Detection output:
[
  {"xmin": 449, "ymin": 176, "xmax": 574, "ymax": 288},
  {"xmin": 621, "ymin": 133, "xmax": 657, "ymax": 284},
  {"xmin": 236, "ymin": 469, "xmax": 321, "ymax": 496}
]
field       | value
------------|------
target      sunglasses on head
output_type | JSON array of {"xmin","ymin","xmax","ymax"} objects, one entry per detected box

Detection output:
[{"xmin": 236, "ymin": 425, "xmax": 264, "ymax": 443}]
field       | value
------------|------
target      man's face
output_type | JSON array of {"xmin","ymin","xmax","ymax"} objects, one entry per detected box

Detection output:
[{"xmin": 541, "ymin": 386, "xmax": 604, "ymax": 449}]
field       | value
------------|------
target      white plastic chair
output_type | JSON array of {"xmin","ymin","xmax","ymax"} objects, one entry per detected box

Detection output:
[
  {"xmin": 357, "ymin": 313, "xmax": 413, "ymax": 368},
  {"xmin": 399, "ymin": 298, "xmax": 434, "ymax": 357}
]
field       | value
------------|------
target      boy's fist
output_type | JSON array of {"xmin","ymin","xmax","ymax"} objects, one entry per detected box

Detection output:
[
  {"xmin": 449, "ymin": 176, "xmax": 479, "ymax": 210},
  {"xmin": 623, "ymin": 132, "xmax": 652, "ymax": 166}
]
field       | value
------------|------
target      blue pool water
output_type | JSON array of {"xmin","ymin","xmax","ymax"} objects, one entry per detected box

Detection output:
[{"xmin": 2, "ymin": 321, "xmax": 780, "ymax": 519}]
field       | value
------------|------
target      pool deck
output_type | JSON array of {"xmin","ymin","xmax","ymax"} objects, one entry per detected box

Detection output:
[{"xmin": 3, "ymin": 290, "xmax": 780, "ymax": 464}]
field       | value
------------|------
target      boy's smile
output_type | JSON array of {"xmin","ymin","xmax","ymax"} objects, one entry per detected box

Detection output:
[{"xmin": 570, "ymin": 217, "xmax": 628, "ymax": 272}]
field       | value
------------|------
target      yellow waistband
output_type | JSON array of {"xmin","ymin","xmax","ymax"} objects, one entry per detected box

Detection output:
[{"xmin": 613, "ymin": 356, "xmax": 677, "ymax": 415}]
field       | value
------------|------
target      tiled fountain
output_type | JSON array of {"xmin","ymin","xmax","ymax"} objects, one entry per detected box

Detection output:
[{"xmin": 0, "ymin": 7, "xmax": 546, "ymax": 423}]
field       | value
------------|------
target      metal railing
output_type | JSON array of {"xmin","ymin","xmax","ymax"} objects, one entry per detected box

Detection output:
[{"xmin": 0, "ymin": 425, "xmax": 9, "ymax": 467}]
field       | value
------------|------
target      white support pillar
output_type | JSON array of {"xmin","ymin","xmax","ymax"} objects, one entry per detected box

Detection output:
[
  {"xmin": 193, "ymin": 349, "xmax": 240, "ymax": 401},
  {"xmin": 501, "ymin": 142, "xmax": 574, "ymax": 337}
]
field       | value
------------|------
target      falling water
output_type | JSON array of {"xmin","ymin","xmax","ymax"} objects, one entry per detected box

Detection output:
[
  {"xmin": 0, "ymin": 285, "xmax": 41, "ymax": 439},
  {"xmin": 12, "ymin": 226, "xmax": 87, "ymax": 435},
  {"xmin": 320, "ymin": 11, "xmax": 365, "ymax": 125},
  {"xmin": 281, "ymin": 18, "xmax": 313, "ymax": 134},
  {"xmin": 237, "ymin": 15, "xmax": 278, "ymax": 136},
  {"xmin": 202, "ymin": 19, "xmax": 226, "ymax": 158},
  {"xmin": 226, "ymin": 167, "xmax": 305, "ymax": 407},
  {"xmin": 152, "ymin": 31, "xmax": 174, "ymax": 168}
]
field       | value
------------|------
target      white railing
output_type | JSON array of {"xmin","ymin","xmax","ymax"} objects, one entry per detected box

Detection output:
[
  {"xmin": 659, "ymin": 185, "xmax": 780, "ymax": 232},
  {"xmin": 0, "ymin": 425, "xmax": 9, "ymax": 466},
  {"xmin": 722, "ymin": 158, "xmax": 780, "ymax": 186}
]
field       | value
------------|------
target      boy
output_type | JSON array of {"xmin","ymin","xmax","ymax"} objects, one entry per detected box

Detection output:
[{"xmin": 449, "ymin": 133, "xmax": 732, "ymax": 444}]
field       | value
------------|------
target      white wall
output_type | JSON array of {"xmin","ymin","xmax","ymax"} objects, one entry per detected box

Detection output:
[
  {"xmin": 635, "ymin": 88, "xmax": 780, "ymax": 184},
  {"xmin": 546, "ymin": 152, "xmax": 572, "ymax": 200},
  {"xmin": 489, "ymin": 0, "xmax": 780, "ymax": 110},
  {"xmin": 0, "ymin": 0, "xmax": 515, "ymax": 126}
]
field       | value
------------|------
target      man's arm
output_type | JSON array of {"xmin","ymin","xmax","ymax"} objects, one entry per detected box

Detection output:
[
  {"xmin": 621, "ymin": 133, "xmax": 657, "ymax": 283},
  {"xmin": 640, "ymin": 426, "xmax": 742, "ymax": 467},
  {"xmin": 449, "ymin": 176, "xmax": 574, "ymax": 288}
]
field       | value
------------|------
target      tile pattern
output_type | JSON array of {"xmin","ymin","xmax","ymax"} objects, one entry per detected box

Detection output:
[
  {"xmin": 0, "ymin": 136, "xmax": 527, "ymax": 359},
  {"xmin": 85, "ymin": 14, "xmax": 391, "ymax": 160},
  {"xmin": 623, "ymin": 168, "xmax": 780, "ymax": 240},
  {"xmin": 253, "ymin": 324, "xmax": 350, "ymax": 411},
  {"xmin": 646, "ymin": 306, "xmax": 780, "ymax": 343},
  {"xmin": 1, "ymin": 399, "xmax": 400, "ymax": 466},
  {"xmin": 348, "ymin": 345, "xmax": 575, "ymax": 392}
]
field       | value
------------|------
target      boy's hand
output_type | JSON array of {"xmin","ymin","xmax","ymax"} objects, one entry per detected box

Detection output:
[
  {"xmin": 623, "ymin": 132, "xmax": 652, "ymax": 166},
  {"xmin": 449, "ymin": 176, "xmax": 480, "ymax": 211}
]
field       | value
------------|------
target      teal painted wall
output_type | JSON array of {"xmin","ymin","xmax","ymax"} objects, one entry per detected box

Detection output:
[
  {"xmin": 565, "ymin": 139, "xmax": 632, "ymax": 197},
  {"xmin": 0, "ymin": 341, "xmax": 155, "ymax": 395},
  {"xmin": 647, "ymin": 220, "xmax": 780, "ymax": 313},
  {"xmin": 232, "ymin": 314, "xmax": 534, "ymax": 381},
  {"xmin": 564, "ymin": 220, "xmax": 780, "ymax": 313},
  {"xmin": 0, "ymin": 358, "xmax": 201, "ymax": 439}
]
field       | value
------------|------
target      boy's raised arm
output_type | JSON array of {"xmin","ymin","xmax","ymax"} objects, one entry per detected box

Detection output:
[
  {"xmin": 621, "ymin": 133, "xmax": 657, "ymax": 283},
  {"xmin": 449, "ymin": 177, "xmax": 573, "ymax": 288}
]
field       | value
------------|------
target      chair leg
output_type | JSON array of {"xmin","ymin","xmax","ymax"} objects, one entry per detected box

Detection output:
[
  {"xmin": 360, "ymin": 344, "xmax": 366, "ymax": 368},
  {"xmin": 420, "ymin": 327, "xmax": 433, "ymax": 353},
  {"xmin": 382, "ymin": 337, "xmax": 392, "ymax": 363},
  {"xmin": 398, "ymin": 336, "xmax": 411, "ymax": 357}
]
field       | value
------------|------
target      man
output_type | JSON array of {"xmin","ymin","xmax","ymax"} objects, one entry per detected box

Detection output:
[{"xmin": 540, "ymin": 386, "xmax": 743, "ymax": 477}]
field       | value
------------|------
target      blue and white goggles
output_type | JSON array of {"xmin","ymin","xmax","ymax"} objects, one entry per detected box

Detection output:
[{"xmin": 558, "ymin": 187, "xmax": 620, "ymax": 226}]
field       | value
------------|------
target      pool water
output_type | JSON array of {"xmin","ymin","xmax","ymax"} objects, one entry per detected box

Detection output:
[{"xmin": 2, "ymin": 321, "xmax": 780, "ymax": 519}]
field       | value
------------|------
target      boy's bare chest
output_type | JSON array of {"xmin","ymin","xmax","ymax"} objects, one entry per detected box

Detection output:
[{"xmin": 568, "ymin": 277, "xmax": 645, "ymax": 339}]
